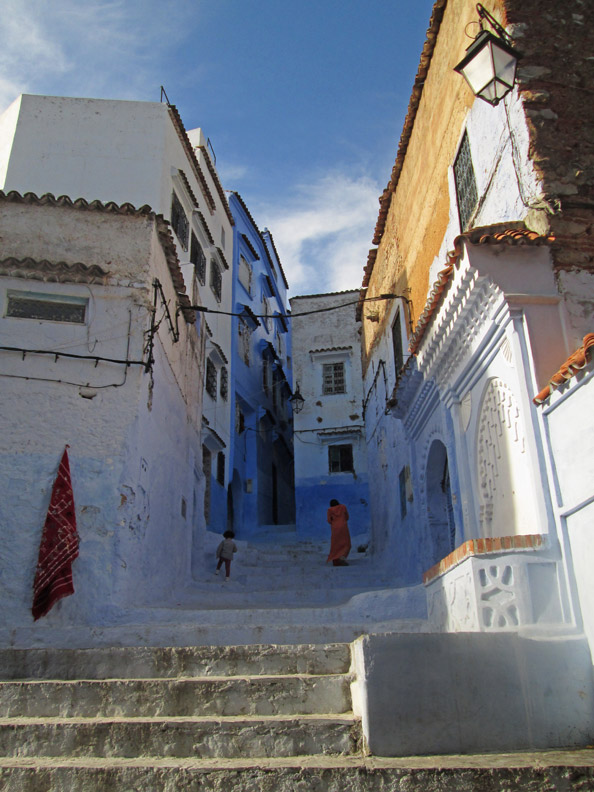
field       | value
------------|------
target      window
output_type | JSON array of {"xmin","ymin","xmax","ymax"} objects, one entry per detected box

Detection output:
[
  {"xmin": 191, "ymin": 232, "xmax": 206, "ymax": 284},
  {"xmin": 323, "ymin": 362, "xmax": 346, "ymax": 395},
  {"xmin": 392, "ymin": 311, "xmax": 404, "ymax": 377},
  {"xmin": 220, "ymin": 366, "xmax": 228, "ymax": 400},
  {"xmin": 202, "ymin": 446, "xmax": 212, "ymax": 522},
  {"xmin": 262, "ymin": 355, "xmax": 270, "ymax": 396},
  {"xmin": 171, "ymin": 191, "xmax": 189, "ymax": 250},
  {"xmin": 217, "ymin": 451, "xmax": 225, "ymax": 486},
  {"xmin": 262, "ymin": 296, "xmax": 271, "ymax": 332},
  {"xmin": 6, "ymin": 292, "xmax": 87, "ymax": 324},
  {"xmin": 238, "ymin": 255, "xmax": 252, "ymax": 295},
  {"xmin": 206, "ymin": 358, "xmax": 217, "ymax": 400},
  {"xmin": 235, "ymin": 401, "xmax": 245, "ymax": 434},
  {"xmin": 210, "ymin": 258, "xmax": 222, "ymax": 302},
  {"xmin": 238, "ymin": 318, "xmax": 251, "ymax": 366},
  {"xmin": 329, "ymin": 444, "xmax": 354, "ymax": 473},
  {"xmin": 453, "ymin": 131, "xmax": 478, "ymax": 231}
]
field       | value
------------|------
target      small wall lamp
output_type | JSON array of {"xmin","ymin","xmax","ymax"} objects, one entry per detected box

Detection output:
[
  {"xmin": 289, "ymin": 382, "xmax": 305, "ymax": 414},
  {"xmin": 454, "ymin": 3, "xmax": 521, "ymax": 107}
]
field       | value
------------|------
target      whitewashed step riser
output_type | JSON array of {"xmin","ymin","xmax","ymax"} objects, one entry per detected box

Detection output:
[
  {"xmin": 0, "ymin": 644, "xmax": 351, "ymax": 681},
  {"xmin": 0, "ymin": 718, "xmax": 360, "ymax": 759},
  {"xmin": 0, "ymin": 676, "xmax": 351, "ymax": 718},
  {"xmin": 1, "ymin": 764, "xmax": 592, "ymax": 792},
  {"xmin": 0, "ymin": 619, "xmax": 428, "ymax": 650}
]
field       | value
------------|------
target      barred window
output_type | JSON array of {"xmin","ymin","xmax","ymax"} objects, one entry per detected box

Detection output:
[
  {"xmin": 235, "ymin": 401, "xmax": 245, "ymax": 433},
  {"xmin": 262, "ymin": 356, "xmax": 270, "ymax": 396},
  {"xmin": 6, "ymin": 292, "xmax": 87, "ymax": 324},
  {"xmin": 210, "ymin": 259, "xmax": 222, "ymax": 302},
  {"xmin": 191, "ymin": 232, "xmax": 206, "ymax": 284},
  {"xmin": 392, "ymin": 311, "xmax": 404, "ymax": 377},
  {"xmin": 171, "ymin": 191, "xmax": 189, "ymax": 250},
  {"xmin": 238, "ymin": 255, "xmax": 252, "ymax": 295},
  {"xmin": 453, "ymin": 131, "xmax": 478, "ymax": 231},
  {"xmin": 262, "ymin": 296, "xmax": 271, "ymax": 332},
  {"xmin": 238, "ymin": 318, "xmax": 251, "ymax": 366},
  {"xmin": 323, "ymin": 362, "xmax": 346, "ymax": 395},
  {"xmin": 202, "ymin": 446, "xmax": 212, "ymax": 522},
  {"xmin": 217, "ymin": 451, "xmax": 225, "ymax": 486},
  {"xmin": 329, "ymin": 444, "xmax": 354, "ymax": 473},
  {"xmin": 206, "ymin": 358, "xmax": 217, "ymax": 400},
  {"xmin": 220, "ymin": 366, "xmax": 228, "ymax": 400}
]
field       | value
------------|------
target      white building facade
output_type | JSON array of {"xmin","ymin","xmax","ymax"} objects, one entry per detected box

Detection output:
[{"xmin": 290, "ymin": 291, "xmax": 370, "ymax": 540}]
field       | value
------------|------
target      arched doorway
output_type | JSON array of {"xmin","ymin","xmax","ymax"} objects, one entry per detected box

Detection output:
[{"xmin": 426, "ymin": 439, "xmax": 456, "ymax": 567}]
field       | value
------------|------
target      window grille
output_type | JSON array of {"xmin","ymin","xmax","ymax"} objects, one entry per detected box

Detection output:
[
  {"xmin": 171, "ymin": 191, "xmax": 189, "ymax": 250},
  {"xmin": 262, "ymin": 296, "xmax": 271, "ymax": 332},
  {"xmin": 453, "ymin": 131, "xmax": 478, "ymax": 231},
  {"xmin": 220, "ymin": 366, "xmax": 228, "ymax": 400},
  {"xmin": 191, "ymin": 232, "xmax": 206, "ymax": 284},
  {"xmin": 262, "ymin": 356, "xmax": 270, "ymax": 395},
  {"xmin": 238, "ymin": 255, "xmax": 252, "ymax": 295},
  {"xmin": 238, "ymin": 318, "xmax": 251, "ymax": 366},
  {"xmin": 235, "ymin": 402, "xmax": 245, "ymax": 433},
  {"xmin": 202, "ymin": 445, "xmax": 212, "ymax": 522},
  {"xmin": 6, "ymin": 293, "xmax": 87, "ymax": 324},
  {"xmin": 206, "ymin": 358, "xmax": 217, "ymax": 400},
  {"xmin": 392, "ymin": 311, "xmax": 404, "ymax": 377},
  {"xmin": 210, "ymin": 259, "xmax": 222, "ymax": 302},
  {"xmin": 217, "ymin": 451, "xmax": 225, "ymax": 486},
  {"xmin": 328, "ymin": 444, "xmax": 354, "ymax": 473},
  {"xmin": 323, "ymin": 362, "xmax": 346, "ymax": 395}
]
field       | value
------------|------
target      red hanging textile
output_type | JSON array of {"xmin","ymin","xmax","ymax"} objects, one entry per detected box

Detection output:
[{"xmin": 32, "ymin": 446, "xmax": 79, "ymax": 620}]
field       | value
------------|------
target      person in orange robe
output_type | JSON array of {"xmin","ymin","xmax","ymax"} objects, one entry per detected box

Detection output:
[{"xmin": 326, "ymin": 499, "xmax": 351, "ymax": 566}]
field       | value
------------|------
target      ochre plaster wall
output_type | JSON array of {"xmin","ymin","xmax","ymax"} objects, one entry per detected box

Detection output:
[{"xmin": 363, "ymin": 0, "xmax": 594, "ymax": 373}]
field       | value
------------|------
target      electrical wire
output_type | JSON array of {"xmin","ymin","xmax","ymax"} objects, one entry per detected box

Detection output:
[{"xmin": 188, "ymin": 293, "xmax": 405, "ymax": 320}]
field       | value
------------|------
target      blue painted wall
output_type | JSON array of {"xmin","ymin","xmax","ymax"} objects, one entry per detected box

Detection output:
[{"xmin": 227, "ymin": 193, "xmax": 295, "ymax": 539}]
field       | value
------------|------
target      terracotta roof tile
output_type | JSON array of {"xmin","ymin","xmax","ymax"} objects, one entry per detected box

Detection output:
[
  {"xmin": 533, "ymin": 333, "xmax": 594, "ymax": 405},
  {"xmin": 155, "ymin": 218, "xmax": 195, "ymax": 324},
  {"xmin": 423, "ymin": 533, "xmax": 546, "ymax": 584},
  {"xmin": 0, "ymin": 190, "xmax": 152, "ymax": 215},
  {"xmin": 197, "ymin": 144, "xmax": 235, "ymax": 227},
  {"xmin": 409, "ymin": 225, "xmax": 555, "ymax": 355},
  {"xmin": 371, "ymin": 0, "xmax": 447, "ymax": 249},
  {"xmin": 196, "ymin": 210, "xmax": 215, "ymax": 246},
  {"xmin": 241, "ymin": 233, "xmax": 260, "ymax": 260},
  {"xmin": 0, "ymin": 257, "xmax": 108, "ymax": 284},
  {"xmin": 309, "ymin": 345, "xmax": 353, "ymax": 354},
  {"xmin": 216, "ymin": 245, "xmax": 229, "ymax": 270},
  {"xmin": 177, "ymin": 169, "xmax": 199, "ymax": 208}
]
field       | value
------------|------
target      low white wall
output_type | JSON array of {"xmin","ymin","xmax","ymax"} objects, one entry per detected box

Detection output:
[{"xmin": 353, "ymin": 632, "xmax": 594, "ymax": 757}]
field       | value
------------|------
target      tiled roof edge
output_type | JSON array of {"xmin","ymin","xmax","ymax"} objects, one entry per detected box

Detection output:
[
  {"xmin": 533, "ymin": 333, "xmax": 594, "ymax": 405},
  {"xmin": 155, "ymin": 216, "xmax": 195, "ymax": 324},
  {"xmin": 197, "ymin": 144, "xmax": 235, "ymax": 226},
  {"xmin": 0, "ymin": 257, "xmax": 109, "ymax": 285},
  {"xmin": 166, "ymin": 105, "xmax": 217, "ymax": 216},
  {"xmin": 0, "ymin": 190, "xmax": 153, "ymax": 215},
  {"xmin": 409, "ymin": 225, "xmax": 555, "ymax": 355},
  {"xmin": 371, "ymin": 0, "xmax": 448, "ymax": 249}
]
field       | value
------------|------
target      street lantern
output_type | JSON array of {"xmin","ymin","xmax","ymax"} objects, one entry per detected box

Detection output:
[
  {"xmin": 454, "ymin": 4, "xmax": 521, "ymax": 107},
  {"xmin": 289, "ymin": 383, "xmax": 305, "ymax": 414}
]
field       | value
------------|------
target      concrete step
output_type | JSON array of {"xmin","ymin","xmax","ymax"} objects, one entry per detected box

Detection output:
[
  {"xmin": 0, "ymin": 674, "xmax": 351, "ymax": 718},
  {"xmin": 1, "ymin": 750, "xmax": 593, "ymax": 791},
  {"xmin": 0, "ymin": 714, "xmax": 360, "ymax": 759},
  {"xmin": 0, "ymin": 643, "xmax": 351, "ymax": 681}
]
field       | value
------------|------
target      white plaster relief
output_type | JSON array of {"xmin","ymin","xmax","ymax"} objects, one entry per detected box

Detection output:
[{"xmin": 476, "ymin": 377, "xmax": 537, "ymax": 538}]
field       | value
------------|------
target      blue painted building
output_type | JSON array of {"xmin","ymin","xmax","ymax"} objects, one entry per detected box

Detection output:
[{"xmin": 228, "ymin": 193, "xmax": 295, "ymax": 538}]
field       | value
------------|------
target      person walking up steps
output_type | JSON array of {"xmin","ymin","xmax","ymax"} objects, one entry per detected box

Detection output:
[
  {"xmin": 326, "ymin": 499, "xmax": 351, "ymax": 567},
  {"xmin": 215, "ymin": 530, "xmax": 237, "ymax": 582}
]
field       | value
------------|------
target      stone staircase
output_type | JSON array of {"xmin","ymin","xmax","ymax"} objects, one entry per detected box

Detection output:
[
  {"xmin": 1, "ymin": 642, "xmax": 594, "ymax": 791},
  {"xmin": 0, "ymin": 642, "xmax": 365, "ymax": 789}
]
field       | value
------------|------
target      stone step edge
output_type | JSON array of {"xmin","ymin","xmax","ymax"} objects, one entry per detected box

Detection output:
[
  {"xmin": 0, "ymin": 748, "xmax": 593, "ymax": 769},
  {"xmin": 0, "ymin": 672, "xmax": 352, "ymax": 685},
  {"xmin": 0, "ymin": 714, "xmax": 357, "ymax": 725}
]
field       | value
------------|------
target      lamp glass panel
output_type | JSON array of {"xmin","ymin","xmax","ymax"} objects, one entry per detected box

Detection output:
[
  {"xmin": 460, "ymin": 43, "xmax": 495, "ymax": 95},
  {"xmin": 492, "ymin": 43, "xmax": 517, "ymax": 87}
]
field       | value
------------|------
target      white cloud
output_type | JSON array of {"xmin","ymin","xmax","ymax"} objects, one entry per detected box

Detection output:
[
  {"xmin": 0, "ymin": 1, "xmax": 192, "ymax": 111},
  {"xmin": 256, "ymin": 172, "xmax": 381, "ymax": 296}
]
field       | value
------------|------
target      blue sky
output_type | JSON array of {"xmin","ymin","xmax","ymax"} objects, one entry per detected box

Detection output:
[{"xmin": 1, "ymin": 0, "xmax": 435, "ymax": 294}]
